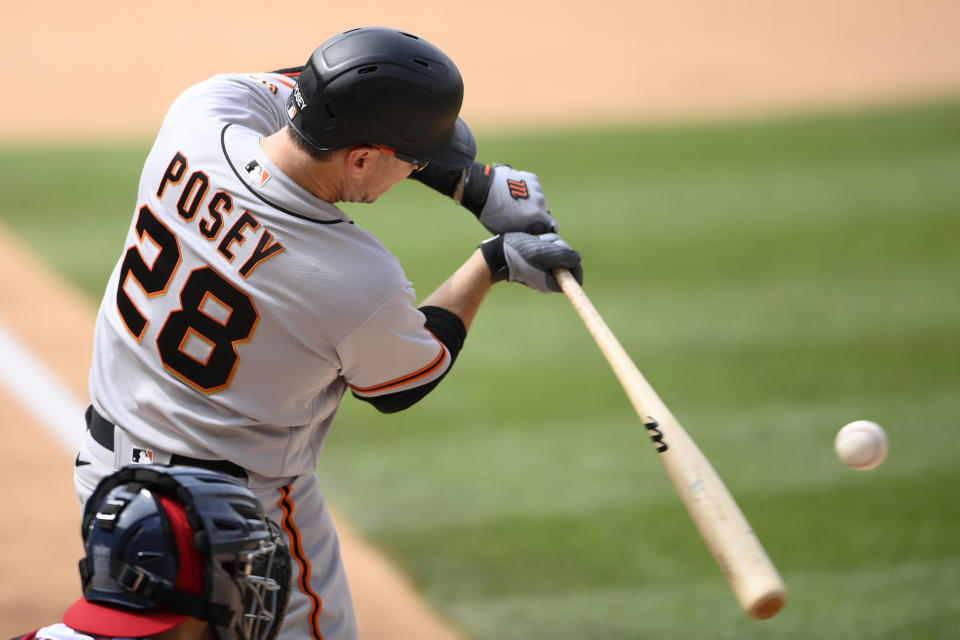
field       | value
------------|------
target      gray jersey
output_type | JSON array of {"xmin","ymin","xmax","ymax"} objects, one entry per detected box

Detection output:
[{"xmin": 89, "ymin": 72, "xmax": 451, "ymax": 478}]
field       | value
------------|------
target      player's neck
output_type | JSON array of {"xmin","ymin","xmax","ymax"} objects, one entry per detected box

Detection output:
[{"xmin": 260, "ymin": 131, "xmax": 344, "ymax": 203}]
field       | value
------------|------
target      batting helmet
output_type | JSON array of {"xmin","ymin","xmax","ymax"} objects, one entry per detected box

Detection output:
[
  {"xmin": 286, "ymin": 26, "xmax": 477, "ymax": 169},
  {"xmin": 65, "ymin": 465, "xmax": 291, "ymax": 640}
]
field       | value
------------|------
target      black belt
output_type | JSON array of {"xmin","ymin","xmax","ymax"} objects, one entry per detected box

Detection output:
[{"xmin": 85, "ymin": 405, "xmax": 248, "ymax": 480}]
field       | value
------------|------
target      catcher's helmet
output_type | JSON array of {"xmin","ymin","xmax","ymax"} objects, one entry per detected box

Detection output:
[
  {"xmin": 287, "ymin": 26, "xmax": 477, "ymax": 169},
  {"xmin": 65, "ymin": 465, "xmax": 291, "ymax": 640}
]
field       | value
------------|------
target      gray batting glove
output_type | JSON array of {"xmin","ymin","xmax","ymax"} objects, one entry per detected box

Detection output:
[
  {"xmin": 480, "ymin": 232, "xmax": 583, "ymax": 293},
  {"xmin": 461, "ymin": 163, "xmax": 558, "ymax": 235}
]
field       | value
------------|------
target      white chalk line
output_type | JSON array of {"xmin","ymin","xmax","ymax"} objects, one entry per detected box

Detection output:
[{"xmin": 0, "ymin": 318, "xmax": 85, "ymax": 454}]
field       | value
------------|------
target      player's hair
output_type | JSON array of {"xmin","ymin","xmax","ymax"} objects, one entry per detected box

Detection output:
[{"xmin": 286, "ymin": 125, "xmax": 336, "ymax": 162}]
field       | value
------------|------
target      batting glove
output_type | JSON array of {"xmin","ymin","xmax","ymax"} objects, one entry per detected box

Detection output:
[
  {"xmin": 462, "ymin": 163, "xmax": 558, "ymax": 235},
  {"xmin": 480, "ymin": 232, "xmax": 583, "ymax": 293}
]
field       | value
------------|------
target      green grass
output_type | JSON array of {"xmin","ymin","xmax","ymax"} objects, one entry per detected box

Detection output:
[
  {"xmin": 2, "ymin": 100, "xmax": 959, "ymax": 638},
  {"xmin": 0, "ymin": 142, "xmax": 146, "ymax": 296}
]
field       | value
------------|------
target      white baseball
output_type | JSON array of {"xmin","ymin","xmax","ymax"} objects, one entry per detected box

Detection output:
[{"xmin": 835, "ymin": 420, "xmax": 889, "ymax": 470}]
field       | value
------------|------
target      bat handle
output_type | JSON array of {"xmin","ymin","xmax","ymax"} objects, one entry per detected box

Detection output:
[
  {"xmin": 554, "ymin": 267, "xmax": 579, "ymax": 295},
  {"xmin": 553, "ymin": 268, "xmax": 658, "ymax": 423}
]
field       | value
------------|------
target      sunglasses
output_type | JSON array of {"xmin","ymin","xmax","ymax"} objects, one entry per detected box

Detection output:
[{"xmin": 366, "ymin": 144, "xmax": 429, "ymax": 171}]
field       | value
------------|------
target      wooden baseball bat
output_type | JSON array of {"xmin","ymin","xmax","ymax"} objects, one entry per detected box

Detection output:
[{"xmin": 554, "ymin": 268, "xmax": 786, "ymax": 620}]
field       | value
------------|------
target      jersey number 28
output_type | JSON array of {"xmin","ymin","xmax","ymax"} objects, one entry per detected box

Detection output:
[{"xmin": 116, "ymin": 205, "xmax": 258, "ymax": 392}]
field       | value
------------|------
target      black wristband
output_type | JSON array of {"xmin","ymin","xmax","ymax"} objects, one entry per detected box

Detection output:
[
  {"xmin": 407, "ymin": 163, "xmax": 464, "ymax": 198},
  {"xmin": 460, "ymin": 162, "xmax": 495, "ymax": 216},
  {"xmin": 479, "ymin": 235, "xmax": 508, "ymax": 282}
]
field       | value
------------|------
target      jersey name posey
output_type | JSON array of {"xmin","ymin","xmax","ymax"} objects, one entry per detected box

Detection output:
[{"xmin": 156, "ymin": 150, "xmax": 286, "ymax": 277}]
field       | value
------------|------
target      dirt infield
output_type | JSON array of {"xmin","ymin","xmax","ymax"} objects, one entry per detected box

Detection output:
[
  {"xmin": 1, "ymin": 0, "xmax": 959, "ymax": 636},
  {"xmin": 3, "ymin": 0, "xmax": 960, "ymax": 140}
]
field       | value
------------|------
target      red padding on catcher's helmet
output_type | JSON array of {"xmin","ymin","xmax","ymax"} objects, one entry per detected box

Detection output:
[{"xmin": 64, "ymin": 495, "xmax": 204, "ymax": 636}]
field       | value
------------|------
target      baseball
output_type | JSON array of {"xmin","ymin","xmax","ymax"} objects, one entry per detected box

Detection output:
[{"xmin": 834, "ymin": 420, "xmax": 889, "ymax": 470}]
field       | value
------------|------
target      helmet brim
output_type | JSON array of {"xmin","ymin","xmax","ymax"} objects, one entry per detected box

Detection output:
[
  {"xmin": 419, "ymin": 117, "xmax": 476, "ymax": 170},
  {"xmin": 64, "ymin": 598, "xmax": 189, "ymax": 637}
]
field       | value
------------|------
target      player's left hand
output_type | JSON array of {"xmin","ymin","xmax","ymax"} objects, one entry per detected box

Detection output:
[
  {"xmin": 461, "ymin": 163, "xmax": 558, "ymax": 235},
  {"xmin": 479, "ymin": 232, "xmax": 582, "ymax": 293}
]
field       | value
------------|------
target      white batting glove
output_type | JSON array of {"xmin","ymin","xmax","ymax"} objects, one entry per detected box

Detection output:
[
  {"xmin": 480, "ymin": 232, "xmax": 583, "ymax": 293},
  {"xmin": 461, "ymin": 163, "xmax": 558, "ymax": 235}
]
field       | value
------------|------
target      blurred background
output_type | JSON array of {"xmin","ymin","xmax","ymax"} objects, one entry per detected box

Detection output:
[
  {"xmin": 3, "ymin": 0, "xmax": 960, "ymax": 138},
  {"xmin": 1, "ymin": 1, "xmax": 959, "ymax": 637}
]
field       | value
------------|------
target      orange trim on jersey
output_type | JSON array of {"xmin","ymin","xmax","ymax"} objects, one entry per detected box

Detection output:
[
  {"xmin": 273, "ymin": 75, "xmax": 296, "ymax": 89},
  {"xmin": 277, "ymin": 484, "xmax": 325, "ymax": 640},
  {"xmin": 348, "ymin": 333, "xmax": 449, "ymax": 394}
]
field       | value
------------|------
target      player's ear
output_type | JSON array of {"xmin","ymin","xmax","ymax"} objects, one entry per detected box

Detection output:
[{"xmin": 344, "ymin": 146, "xmax": 372, "ymax": 178}]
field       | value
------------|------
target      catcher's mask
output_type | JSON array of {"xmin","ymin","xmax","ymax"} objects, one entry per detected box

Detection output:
[
  {"xmin": 65, "ymin": 465, "xmax": 292, "ymax": 640},
  {"xmin": 286, "ymin": 26, "xmax": 477, "ymax": 169}
]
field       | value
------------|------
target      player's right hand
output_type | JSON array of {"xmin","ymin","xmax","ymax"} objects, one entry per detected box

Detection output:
[
  {"xmin": 479, "ymin": 232, "xmax": 583, "ymax": 293},
  {"xmin": 461, "ymin": 163, "xmax": 558, "ymax": 235}
]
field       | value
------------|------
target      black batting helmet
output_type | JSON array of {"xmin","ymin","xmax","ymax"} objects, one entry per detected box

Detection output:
[
  {"xmin": 66, "ymin": 465, "xmax": 291, "ymax": 640},
  {"xmin": 286, "ymin": 26, "xmax": 477, "ymax": 169}
]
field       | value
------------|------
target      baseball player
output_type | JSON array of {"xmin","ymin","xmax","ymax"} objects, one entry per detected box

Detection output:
[
  {"xmin": 72, "ymin": 26, "xmax": 583, "ymax": 640},
  {"xmin": 13, "ymin": 465, "xmax": 291, "ymax": 640}
]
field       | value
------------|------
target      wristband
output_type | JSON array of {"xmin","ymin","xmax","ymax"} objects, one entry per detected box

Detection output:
[
  {"xmin": 407, "ymin": 163, "xmax": 464, "ymax": 198},
  {"xmin": 460, "ymin": 162, "xmax": 495, "ymax": 216},
  {"xmin": 479, "ymin": 235, "xmax": 509, "ymax": 282}
]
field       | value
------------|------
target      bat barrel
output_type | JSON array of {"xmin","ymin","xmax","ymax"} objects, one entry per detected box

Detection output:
[
  {"xmin": 749, "ymin": 590, "xmax": 787, "ymax": 620},
  {"xmin": 657, "ymin": 408, "xmax": 787, "ymax": 620},
  {"xmin": 554, "ymin": 268, "xmax": 787, "ymax": 620}
]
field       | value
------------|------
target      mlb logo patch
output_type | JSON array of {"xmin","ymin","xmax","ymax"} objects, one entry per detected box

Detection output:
[
  {"xmin": 132, "ymin": 448, "xmax": 154, "ymax": 464},
  {"xmin": 244, "ymin": 159, "xmax": 271, "ymax": 187}
]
